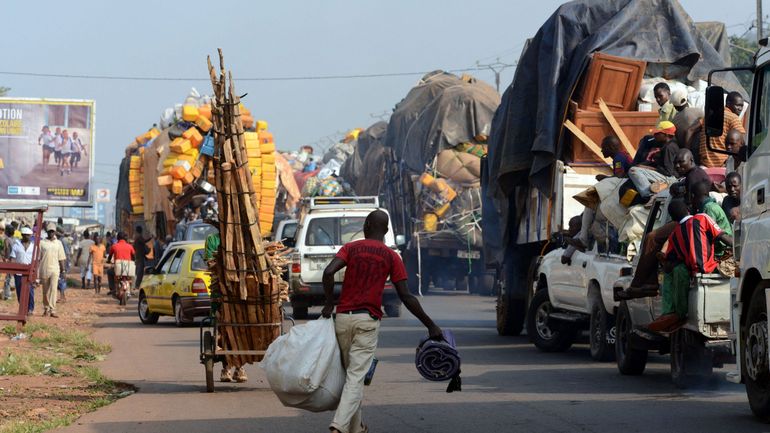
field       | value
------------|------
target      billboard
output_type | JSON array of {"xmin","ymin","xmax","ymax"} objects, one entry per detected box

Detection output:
[{"xmin": 0, "ymin": 98, "xmax": 95, "ymax": 206}]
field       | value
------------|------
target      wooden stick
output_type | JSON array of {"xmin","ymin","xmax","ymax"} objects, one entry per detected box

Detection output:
[
  {"xmin": 598, "ymin": 98, "xmax": 636, "ymax": 157},
  {"xmin": 563, "ymin": 120, "xmax": 611, "ymax": 164}
]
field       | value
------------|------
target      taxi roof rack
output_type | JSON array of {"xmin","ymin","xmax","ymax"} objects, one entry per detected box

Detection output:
[{"xmin": 307, "ymin": 196, "xmax": 379, "ymax": 210}]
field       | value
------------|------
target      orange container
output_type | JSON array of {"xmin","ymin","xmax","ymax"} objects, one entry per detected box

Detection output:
[
  {"xmin": 182, "ymin": 105, "xmax": 199, "ymax": 122},
  {"xmin": 172, "ymin": 180, "xmax": 183, "ymax": 195},
  {"xmin": 196, "ymin": 115, "xmax": 213, "ymax": 132},
  {"xmin": 258, "ymin": 131, "xmax": 274, "ymax": 144},
  {"xmin": 170, "ymin": 165, "xmax": 186, "ymax": 180},
  {"xmin": 182, "ymin": 127, "xmax": 203, "ymax": 148},
  {"xmin": 198, "ymin": 105, "xmax": 212, "ymax": 120},
  {"xmin": 157, "ymin": 175, "xmax": 173, "ymax": 186}
]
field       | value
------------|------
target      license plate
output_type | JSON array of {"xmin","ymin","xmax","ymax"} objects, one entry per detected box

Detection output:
[
  {"xmin": 310, "ymin": 260, "xmax": 328, "ymax": 271},
  {"xmin": 457, "ymin": 250, "xmax": 480, "ymax": 259}
]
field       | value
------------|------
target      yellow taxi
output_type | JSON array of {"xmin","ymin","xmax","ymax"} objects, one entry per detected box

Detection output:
[{"xmin": 137, "ymin": 241, "xmax": 212, "ymax": 326}]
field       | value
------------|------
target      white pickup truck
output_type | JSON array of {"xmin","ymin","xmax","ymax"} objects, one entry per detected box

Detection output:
[
  {"xmin": 287, "ymin": 196, "xmax": 402, "ymax": 319},
  {"xmin": 526, "ymin": 237, "xmax": 630, "ymax": 361}
]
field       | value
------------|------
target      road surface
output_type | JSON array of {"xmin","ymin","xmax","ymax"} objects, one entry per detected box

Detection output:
[{"xmin": 59, "ymin": 292, "xmax": 764, "ymax": 433}]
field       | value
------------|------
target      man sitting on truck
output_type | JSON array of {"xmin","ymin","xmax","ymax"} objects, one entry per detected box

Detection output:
[
  {"xmin": 690, "ymin": 181, "xmax": 732, "ymax": 255},
  {"xmin": 674, "ymin": 148, "xmax": 711, "ymax": 193},
  {"xmin": 627, "ymin": 121, "xmax": 679, "ymax": 198},
  {"xmin": 647, "ymin": 199, "xmax": 734, "ymax": 332},
  {"xmin": 595, "ymin": 136, "xmax": 632, "ymax": 182}
]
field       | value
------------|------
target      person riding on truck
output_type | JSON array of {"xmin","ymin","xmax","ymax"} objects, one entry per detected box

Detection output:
[
  {"xmin": 654, "ymin": 82, "xmax": 676, "ymax": 122},
  {"xmin": 627, "ymin": 121, "xmax": 679, "ymax": 198},
  {"xmin": 690, "ymin": 181, "xmax": 732, "ymax": 256},
  {"xmin": 647, "ymin": 199, "xmax": 734, "ymax": 332}
]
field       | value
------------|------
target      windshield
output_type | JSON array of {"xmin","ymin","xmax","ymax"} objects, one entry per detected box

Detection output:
[
  {"xmin": 188, "ymin": 224, "xmax": 218, "ymax": 241},
  {"xmin": 282, "ymin": 222, "xmax": 298, "ymax": 239},
  {"xmin": 305, "ymin": 217, "xmax": 366, "ymax": 246},
  {"xmin": 191, "ymin": 249, "xmax": 207, "ymax": 271}
]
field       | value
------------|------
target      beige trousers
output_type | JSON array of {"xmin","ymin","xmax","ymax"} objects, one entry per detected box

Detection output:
[
  {"xmin": 330, "ymin": 312, "xmax": 380, "ymax": 433},
  {"xmin": 41, "ymin": 273, "xmax": 59, "ymax": 314}
]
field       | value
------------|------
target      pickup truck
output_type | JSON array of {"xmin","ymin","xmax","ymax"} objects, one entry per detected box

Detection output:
[
  {"xmin": 612, "ymin": 193, "xmax": 733, "ymax": 388},
  {"xmin": 527, "ymin": 238, "xmax": 629, "ymax": 361},
  {"xmin": 287, "ymin": 196, "xmax": 402, "ymax": 319}
]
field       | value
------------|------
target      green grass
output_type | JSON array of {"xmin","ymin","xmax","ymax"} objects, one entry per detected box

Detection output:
[
  {"xmin": 0, "ymin": 322, "xmax": 130, "ymax": 433},
  {"xmin": 0, "ymin": 414, "xmax": 78, "ymax": 433}
]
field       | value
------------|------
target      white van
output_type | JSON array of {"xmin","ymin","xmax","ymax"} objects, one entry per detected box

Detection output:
[{"xmin": 288, "ymin": 197, "xmax": 402, "ymax": 319}]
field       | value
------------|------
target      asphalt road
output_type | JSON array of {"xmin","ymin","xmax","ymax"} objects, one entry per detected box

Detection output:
[{"xmin": 59, "ymin": 292, "xmax": 765, "ymax": 433}]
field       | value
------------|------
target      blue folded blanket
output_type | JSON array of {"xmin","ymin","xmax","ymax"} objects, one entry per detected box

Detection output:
[{"xmin": 415, "ymin": 329, "xmax": 461, "ymax": 392}]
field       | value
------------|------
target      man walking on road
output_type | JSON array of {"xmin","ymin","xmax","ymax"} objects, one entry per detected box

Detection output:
[
  {"xmin": 39, "ymin": 223, "xmax": 66, "ymax": 318},
  {"xmin": 76, "ymin": 231, "xmax": 94, "ymax": 289},
  {"xmin": 322, "ymin": 210, "xmax": 443, "ymax": 433}
]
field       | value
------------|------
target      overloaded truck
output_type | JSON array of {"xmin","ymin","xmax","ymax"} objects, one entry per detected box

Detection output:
[
  {"xmin": 482, "ymin": 0, "xmax": 740, "ymax": 336},
  {"xmin": 381, "ymin": 71, "xmax": 500, "ymax": 295}
]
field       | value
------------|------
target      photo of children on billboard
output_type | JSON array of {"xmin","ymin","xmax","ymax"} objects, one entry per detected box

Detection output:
[{"xmin": 0, "ymin": 99, "xmax": 95, "ymax": 205}]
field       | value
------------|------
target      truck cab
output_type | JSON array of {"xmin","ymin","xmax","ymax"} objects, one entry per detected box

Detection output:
[
  {"xmin": 288, "ymin": 196, "xmax": 401, "ymax": 319},
  {"xmin": 706, "ymin": 40, "xmax": 770, "ymax": 421}
]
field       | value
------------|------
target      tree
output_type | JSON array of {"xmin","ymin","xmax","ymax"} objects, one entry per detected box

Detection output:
[
  {"xmin": 0, "ymin": 87, "xmax": 8, "ymax": 97},
  {"xmin": 730, "ymin": 35, "xmax": 759, "ymax": 91}
]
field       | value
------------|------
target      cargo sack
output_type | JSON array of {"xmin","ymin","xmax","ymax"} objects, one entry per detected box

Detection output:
[
  {"xmin": 435, "ymin": 149, "xmax": 481, "ymax": 186},
  {"xmin": 260, "ymin": 318, "xmax": 346, "ymax": 412}
]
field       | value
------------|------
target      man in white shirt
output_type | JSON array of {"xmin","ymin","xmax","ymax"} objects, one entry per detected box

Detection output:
[
  {"xmin": 39, "ymin": 223, "xmax": 66, "ymax": 318},
  {"xmin": 10, "ymin": 227, "xmax": 35, "ymax": 314}
]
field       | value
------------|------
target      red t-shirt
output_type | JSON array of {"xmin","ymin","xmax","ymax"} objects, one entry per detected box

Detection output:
[
  {"xmin": 335, "ymin": 239, "xmax": 407, "ymax": 319},
  {"xmin": 665, "ymin": 214, "xmax": 723, "ymax": 275},
  {"xmin": 109, "ymin": 240, "xmax": 136, "ymax": 261}
]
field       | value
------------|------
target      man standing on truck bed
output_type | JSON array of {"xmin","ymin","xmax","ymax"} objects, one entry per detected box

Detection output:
[
  {"xmin": 628, "ymin": 121, "xmax": 679, "ymax": 198},
  {"xmin": 648, "ymin": 200, "xmax": 734, "ymax": 332},
  {"xmin": 321, "ymin": 210, "xmax": 442, "ymax": 433}
]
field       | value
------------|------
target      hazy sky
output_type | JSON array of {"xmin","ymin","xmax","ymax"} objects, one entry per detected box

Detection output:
[{"xmin": 1, "ymin": 0, "xmax": 762, "ymax": 202}]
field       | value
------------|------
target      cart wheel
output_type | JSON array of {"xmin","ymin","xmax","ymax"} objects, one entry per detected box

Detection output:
[{"xmin": 203, "ymin": 331, "xmax": 214, "ymax": 393}]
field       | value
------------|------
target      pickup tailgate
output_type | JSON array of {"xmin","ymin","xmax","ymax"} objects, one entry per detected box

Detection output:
[{"xmin": 301, "ymin": 250, "xmax": 344, "ymax": 283}]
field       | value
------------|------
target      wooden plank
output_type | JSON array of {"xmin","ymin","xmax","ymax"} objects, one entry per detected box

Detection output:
[
  {"xmin": 563, "ymin": 120, "xmax": 611, "ymax": 164},
  {"xmin": 598, "ymin": 98, "xmax": 637, "ymax": 157}
]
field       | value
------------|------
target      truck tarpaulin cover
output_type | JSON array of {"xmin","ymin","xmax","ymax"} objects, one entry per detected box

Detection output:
[
  {"xmin": 487, "ymin": 0, "xmax": 739, "ymax": 199},
  {"xmin": 386, "ymin": 71, "xmax": 500, "ymax": 173}
]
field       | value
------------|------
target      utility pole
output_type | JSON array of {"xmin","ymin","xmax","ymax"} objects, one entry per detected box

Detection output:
[
  {"xmin": 759, "ymin": 0, "xmax": 764, "ymax": 41},
  {"xmin": 476, "ymin": 58, "xmax": 516, "ymax": 93}
]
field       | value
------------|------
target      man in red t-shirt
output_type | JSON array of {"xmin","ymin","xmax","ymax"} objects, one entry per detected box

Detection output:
[{"xmin": 322, "ymin": 210, "xmax": 442, "ymax": 433}]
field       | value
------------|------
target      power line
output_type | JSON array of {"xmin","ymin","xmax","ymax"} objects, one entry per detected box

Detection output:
[{"xmin": 0, "ymin": 67, "xmax": 488, "ymax": 82}]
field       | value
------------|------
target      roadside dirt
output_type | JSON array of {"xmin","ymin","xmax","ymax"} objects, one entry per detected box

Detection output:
[{"xmin": 0, "ymin": 276, "xmax": 134, "ymax": 433}]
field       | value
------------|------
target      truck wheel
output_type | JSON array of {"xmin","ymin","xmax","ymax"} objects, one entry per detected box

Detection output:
[
  {"xmin": 615, "ymin": 301, "xmax": 647, "ymax": 375},
  {"xmin": 384, "ymin": 304, "xmax": 401, "ymax": 318},
  {"xmin": 589, "ymin": 292, "xmax": 615, "ymax": 362},
  {"xmin": 526, "ymin": 288, "xmax": 576, "ymax": 352},
  {"xmin": 670, "ymin": 329, "xmax": 713, "ymax": 389},
  {"xmin": 496, "ymin": 260, "xmax": 529, "ymax": 336},
  {"xmin": 743, "ymin": 285, "xmax": 770, "ymax": 420}
]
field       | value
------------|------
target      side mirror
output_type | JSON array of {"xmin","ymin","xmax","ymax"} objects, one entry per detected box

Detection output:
[
  {"xmin": 704, "ymin": 86, "xmax": 726, "ymax": 138},
  {"xmin": 395, "ymin": 234, "xmax": 406, "ymax": 247}
]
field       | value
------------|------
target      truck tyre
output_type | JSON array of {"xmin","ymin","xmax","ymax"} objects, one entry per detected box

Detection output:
[
  {"xmin": 526, "ymin": 288, "xmax": 577, "ymax": 352},
  {"xmin": 496, "ymin": 259, "xmax": 531, "ymax": 336},
  {"xmin": 670, "ymin": 329, "xmax": 713, "ymax": 389},
  {"xmin": 384, "ymin": 304, "xmax": 402, "ymax": 318},
  {"xmin": 743, "ymin": 285, "xmax": 770, "ymax": 421},
  {"xmin": 405, "ymin": 252, "xmax": 420, "ymax": 295},
  {"xmin": 615, "ymin": 301, "xmax": 648, "ymax": 375},
  {"xmin": 589, "ymin": 291, "xmax": 615, "ymax": 362}
]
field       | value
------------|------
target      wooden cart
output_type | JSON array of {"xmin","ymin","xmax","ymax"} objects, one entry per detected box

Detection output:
[{"xmin": 199, "ymin": 311, "xmax": 292, "ymax": 393}]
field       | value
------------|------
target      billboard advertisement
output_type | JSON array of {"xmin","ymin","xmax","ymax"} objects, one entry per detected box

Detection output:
[{"xmin": 0, "ymin": 98, "xmax": 95, "ymax": 206}]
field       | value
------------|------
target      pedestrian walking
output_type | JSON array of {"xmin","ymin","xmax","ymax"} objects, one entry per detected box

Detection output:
[
  {"xmin": 76, "ymin": 231, "xmax": 95, "ymax": 289},
  {"xmin": 321, "ymin": 210, "xmax": 442, "ymax": 433},
  {"xmin": 132, "ymin": 226, "xmax": 147, "ymax": 289},
  {"xmin": 10, "ymin": 227, "xmax": 35, "ymax": 314},
  {"xmin": 1, "ymin": 224, "xmax": 14, "ymax": 300},
  {"xmin": 39, "ymin": 224, "xmax": 66, "ymax": 318},
  {"xmin": 88, "ymin": 235, "xmax": 106, "ymax": 294},
  {"xmin": 58, "ymin": 230, "xmax": 72, "ymax": 302}
]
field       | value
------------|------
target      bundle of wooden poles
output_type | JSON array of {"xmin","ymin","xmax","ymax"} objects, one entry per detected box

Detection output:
[{"xmin": 206, "ymin": 49, "xmax": 289, "ymax": 367}]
